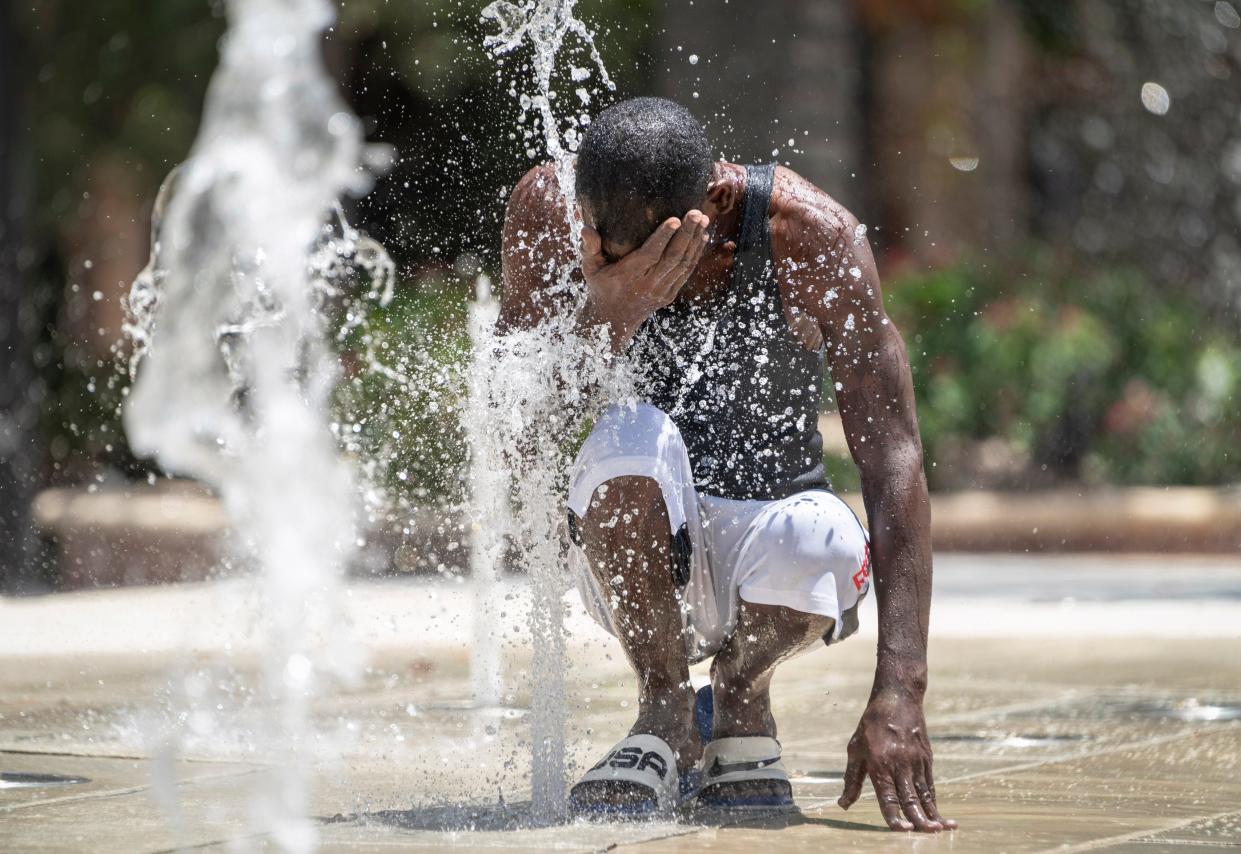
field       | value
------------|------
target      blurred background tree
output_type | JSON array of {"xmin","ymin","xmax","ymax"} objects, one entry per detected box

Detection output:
[
  {"xmin": 15, "ymin": 0, "xmax": 227, "ymax": 489},
  {"xmin": 6, "ymin": 0, "xmax": 1240, "ymax": 523}
]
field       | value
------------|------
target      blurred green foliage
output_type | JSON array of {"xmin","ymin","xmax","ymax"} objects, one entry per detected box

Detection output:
[
  {"xmin": 333, "ymin": 274, "xmax": 471, "ymax": 510},
  {"xmin": 883, "ymin": 253, "xmax": 1241, "ymax": 488},
  {"xmin": 17, "ymin": 1, "xmax": 226, "ymax": 227}
]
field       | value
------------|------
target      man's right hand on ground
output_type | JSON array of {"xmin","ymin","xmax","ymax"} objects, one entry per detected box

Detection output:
[
  {"xmin": 838, "ymin": 688, "xmax": 957, "ymax": 832},
  {"xmin": 578, "ymin": 210, "xmax": 710, "ymax": 351}
]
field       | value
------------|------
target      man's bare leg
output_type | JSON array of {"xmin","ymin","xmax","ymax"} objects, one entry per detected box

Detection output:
[
  {"xmin": 705, "ymin": 601, "xmax": 835, "ymax": 801},
  {"xmin": 574, "ymin": 475, "xmax": 701, "ymax": 806}
]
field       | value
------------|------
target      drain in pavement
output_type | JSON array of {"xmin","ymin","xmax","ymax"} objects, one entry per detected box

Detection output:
[
  {"xmin": 1116, "ymin": 698, "xmax": 1241, "ymax": 722},
  {"xmin": 933, "ymin": 733, "xmax": 1091, "ymax": 748},
  {"xmin": 1, "ymin": 772, "xmax": 91, "ymax": 790},
  {"xmin": 420, "ymin": 701, "xmax": 529, "ymax": 719}
]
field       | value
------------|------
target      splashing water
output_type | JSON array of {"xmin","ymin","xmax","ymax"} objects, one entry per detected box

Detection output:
[
  {"xmin": 122, "ymin": 0, "xmax": 388, "ymax": 848},
  {"xmin": 126, "ymin": 0, "xmax": 627, "ymax": 834},
  {"xmin": 483, "ymin": 0, "xmax": 614, "ymax": 253},
  {"xmin": 466, "ymin": 313, "xmax": 628, "ymax": 820},
  {"xmin": 464, "ymin": 274, "xmax": 508, "ymax": 709},
  {"xmin": 477, "ymin": 0, "xmax": 623, "ymax": 820}
]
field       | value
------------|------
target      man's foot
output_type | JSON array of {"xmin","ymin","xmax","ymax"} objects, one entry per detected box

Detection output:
[
  {"xmin": 569, "ymin": 723, "xmax": 702, "ymax": 817},
  {"xmin": 696, "ymin": 603, "xmax": 835, "ymax": 810},
  {"xmin": 691, "ymin": 685, "xmax": 794, "ymax": 811},
  {"xmin": 696, "ymin": 777, "xmax": 792, "ymax": 805}
]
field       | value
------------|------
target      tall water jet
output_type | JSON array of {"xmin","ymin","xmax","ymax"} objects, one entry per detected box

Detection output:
[
  {"xmin": 477, "ymin": 0, "xmax": 617, "ymax": 819},
  {"xmin": 483, "ymin": 0, "xmax": 613, "ymax": 251},
  {"xmin": 123, "ymin": 0, "xmax": 384, "ymax": 848},
  {"xmin": 464, "ymin": 273, "xmax": 507, "ymax": 709}
]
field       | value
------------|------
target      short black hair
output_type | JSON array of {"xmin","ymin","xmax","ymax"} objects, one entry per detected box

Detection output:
[{"xmin": 575, "ymin": 97, "xmax": 712, "ymax": 248}]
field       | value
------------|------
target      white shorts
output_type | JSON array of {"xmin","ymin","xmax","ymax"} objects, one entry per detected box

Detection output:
[{"xmin": 567, "ymin": 402, "xmax": 871, "ymax": 662}]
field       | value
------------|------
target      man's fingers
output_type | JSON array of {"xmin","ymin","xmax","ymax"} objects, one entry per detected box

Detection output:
[
  {"xmin": 633, "ymin": 217, "xmax": 681, "ymax": 265},
  {"xmin": 837, "ymin": 753, "xmax": 866, "ymax": 809},
  {"xmin": 872, "ymin": 772, "xmax": 914, "ymax": 832},
  {"xmin": 685, "ymin": 220, "xmax": 711, "ymax": 267},
  {"xmin": 653, "ymin": 230, "xmax": 709, "ymax": 300},
  {"xmin": 660, "ymin": 209, "xmax": 708, "ymax": 267},
  {"xmin": 919, "ymin": 760, "xmax": 958, "ymax": 829},
  {"xmin": 652, "ymin": 213, "xmax": 710, "ymax": 299},
  {"xmin": 896, "ymin": 774, "xmax": 941, "ymax": 832}
]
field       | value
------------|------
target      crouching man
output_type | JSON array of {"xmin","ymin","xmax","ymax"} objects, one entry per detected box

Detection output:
[{"xmin": 497, "ymin": 97, "xmax": 954, "ymax": 832}]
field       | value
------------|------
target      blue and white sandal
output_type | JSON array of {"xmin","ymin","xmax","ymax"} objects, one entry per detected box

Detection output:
[
  {"xmin": 569, "ymin": 734, "xmax": 694, "ymax": 819},
  {"xmin": 695, "ymin": 735, "xmax": 796, "ymax": 810},
  {"xmin": 691, "ymin": 686, "xmax": 796, "ymax": 811}
]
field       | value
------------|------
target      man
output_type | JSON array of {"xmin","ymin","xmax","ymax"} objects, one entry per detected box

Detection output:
[{"xmin": 498, "ymin": 97, "xmax": 954, "ymax": 832}]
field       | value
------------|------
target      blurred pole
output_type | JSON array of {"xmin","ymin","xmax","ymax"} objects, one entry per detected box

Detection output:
[
  {"xmin": 0, "ymin": 4, "xmax": 40, "ymax": 594},
  {"xmin": 863, "ymin": 1, "xmax": 1032, "ymax": 263},
  {"xmin": 658, "ymin": 0, "xmax": 863, "ymax": 202}
]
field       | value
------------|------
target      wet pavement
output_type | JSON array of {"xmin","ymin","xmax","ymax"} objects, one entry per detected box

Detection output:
[{"xmin": 2, "ymin": 554, "xmax": 1240, "ymax": 852}]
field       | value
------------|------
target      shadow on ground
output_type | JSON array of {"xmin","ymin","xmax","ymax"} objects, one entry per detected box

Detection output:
[{"xmin": 321, "ymin": 798, "xmax": 888, "ymax": 836}]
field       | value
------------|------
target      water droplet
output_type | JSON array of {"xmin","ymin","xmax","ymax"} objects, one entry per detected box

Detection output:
[
  {"xmin": 327, "ymin": 111, "xmax": 356, "ymax": 136},
  {"xmin": 1140, "ymin": 81, "xmax": 1170, "ymax": 115},
  {"xmin": 283, "ymin": 654, "xmax": 313, "ymax": 688}
]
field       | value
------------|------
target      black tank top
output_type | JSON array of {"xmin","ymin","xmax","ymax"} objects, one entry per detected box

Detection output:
[{"xmin": 629, "ymin": 163, "xmax": 828, "ymax": 501}]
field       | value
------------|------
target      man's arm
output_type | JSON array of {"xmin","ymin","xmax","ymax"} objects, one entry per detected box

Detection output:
[
  {"xmin": 777, "ymin": 177, "xmax": 954, "ymax": 833},
  {"xmin": 496, "ymin": 164, "xmax": 577, "ymax": 336}
]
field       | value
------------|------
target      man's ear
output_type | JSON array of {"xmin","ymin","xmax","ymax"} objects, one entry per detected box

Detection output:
[{"xmin": 704, "ymin": 165, "xmax": 740, "ymax": 218}]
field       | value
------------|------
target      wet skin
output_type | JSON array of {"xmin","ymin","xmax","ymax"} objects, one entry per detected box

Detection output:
[
  {"xmin": 498, "ymin": 160, "xmax": 955, "ymax": 832},
  {"xmin": 571, "ymin": 475, "xmax": 832, "ymax": 809}
]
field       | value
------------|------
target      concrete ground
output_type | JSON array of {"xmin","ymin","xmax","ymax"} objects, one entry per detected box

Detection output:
[{"xmin": 2, "ymin": 554, "xmax": 1241, "ymax": 852}]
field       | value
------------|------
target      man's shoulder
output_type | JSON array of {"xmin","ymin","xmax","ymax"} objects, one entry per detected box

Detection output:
[
  {"xmin": 508, "ymin": 162, "xmax": 568, "ymax": 215},
  {"xmin": 768, "ymin": 164, "xmax": 863, "ymax": 264},
  {"xmin": 502, "ymin": 162, "xmax": 574, "ymax": 269},
  {"xmin": 771, "ymin": 165, "xmax": 857, "ymax": 237}
]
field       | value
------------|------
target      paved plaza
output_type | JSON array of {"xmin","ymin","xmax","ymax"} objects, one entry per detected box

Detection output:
[{"xmin": 3, "ymin": 555, "xmax": 1241, "ymax": 852}]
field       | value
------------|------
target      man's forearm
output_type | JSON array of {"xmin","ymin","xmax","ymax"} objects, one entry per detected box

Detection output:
[
  {"xmin": 862, "ymin": 462, "xmax": 934, "ymax": 697},
  {"xmin": 576, "ymin": 294, "xmax": 639, "ymax": 355}
]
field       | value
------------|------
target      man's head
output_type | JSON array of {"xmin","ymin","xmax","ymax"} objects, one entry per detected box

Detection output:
[{"xmin": 575, "ymin": 97, "xmax": 713, "ymax": 259}]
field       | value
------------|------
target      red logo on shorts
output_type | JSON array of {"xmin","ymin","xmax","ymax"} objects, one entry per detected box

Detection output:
[{"xmin": 851, "ymin": 547, "xmax": 871, "ymax": 592}]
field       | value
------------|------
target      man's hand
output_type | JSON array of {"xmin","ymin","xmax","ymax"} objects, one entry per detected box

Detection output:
[
  {"xmin": 838, "ymin": 690, "xmax": 956, "ymax": 832},
  {"xmin": 578, "ymin": 210, "xmax": 710, "ymax": 351}
]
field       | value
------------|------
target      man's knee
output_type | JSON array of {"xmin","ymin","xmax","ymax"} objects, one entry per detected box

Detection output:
[
  {"xmin": 574, "ymin": 476, "xmax": 673, "ymax": 578},
  {"xmin": 732, "ymin": 601, "xmax": 836, "ymax": 655},
  {"xmin": 581, "ymin": 476, "xmax": 666, "ymax": 532}
]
